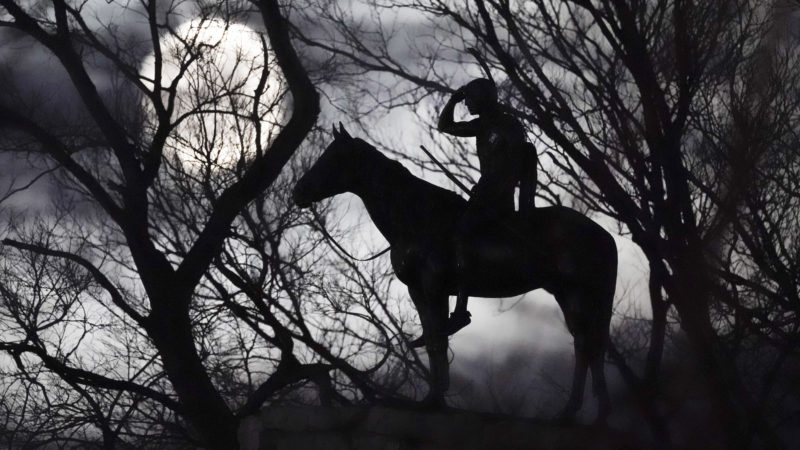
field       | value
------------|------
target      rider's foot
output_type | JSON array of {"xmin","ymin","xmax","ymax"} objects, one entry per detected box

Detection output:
[
  {"xmin": 408, "ymin": 311, "xmax": 472, "ymax": 348},
  {"xmin": 445, "ymin": 310, "xmax": 472, "ymax": 336}
]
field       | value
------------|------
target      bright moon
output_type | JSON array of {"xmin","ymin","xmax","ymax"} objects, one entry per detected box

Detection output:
[{"xmin": 141, "ymin": 18, "xmax": 284, "ymax": 169}]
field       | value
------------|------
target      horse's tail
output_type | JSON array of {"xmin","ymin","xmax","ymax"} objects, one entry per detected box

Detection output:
[{"xmin": 519, "ymin": 142, "xmax": 538, "ymax": 213}]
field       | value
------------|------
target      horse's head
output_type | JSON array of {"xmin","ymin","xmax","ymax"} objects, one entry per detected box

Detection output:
[{"xmin": 293, "ymin": 123, "xmax": 362, "ymax": 208}]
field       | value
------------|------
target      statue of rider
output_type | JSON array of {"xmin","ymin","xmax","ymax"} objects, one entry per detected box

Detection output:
[{"xmin": 437, "ymin": 78, "xmax": 537, "ymax": 337}]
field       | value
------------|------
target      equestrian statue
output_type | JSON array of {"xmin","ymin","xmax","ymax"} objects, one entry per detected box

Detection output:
[{"xmin": 293, "ymin": 82, "xmax": 618, "ymax": 421}]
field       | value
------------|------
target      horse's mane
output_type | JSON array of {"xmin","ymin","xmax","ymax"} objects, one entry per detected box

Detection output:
[{"xmin": 353, "ymin": 138, "xmax": 468, "ymax": 210}]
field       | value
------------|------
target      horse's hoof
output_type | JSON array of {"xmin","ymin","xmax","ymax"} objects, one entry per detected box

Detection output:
[
  {"xmin": 554, "ymin": 406, "xmax": 578, "ymax": 424},
  {"xmin": 592, "ymin": 414, "xmax": 609, "ymax": 428},
  {"xmin": 554, "ymin": 414, "xmax": 575, "ymax": 425},
  {"xmin": 594, "ymin": 405, "xmax": 610, "ymax": 426}
]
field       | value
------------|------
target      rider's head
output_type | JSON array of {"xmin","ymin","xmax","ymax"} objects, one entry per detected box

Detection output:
[{"xmin": 462, "ymin": 78, "xmax": 497, "ymax": 115}]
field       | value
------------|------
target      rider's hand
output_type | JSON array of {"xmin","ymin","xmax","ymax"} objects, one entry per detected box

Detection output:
[{"xmin": 452, "ymin": 87, "xmax": 466, "ymax": 102}]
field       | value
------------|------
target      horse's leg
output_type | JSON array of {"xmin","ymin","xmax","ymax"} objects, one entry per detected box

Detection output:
[
  {"xmin": 427, "ymin": 292, "xmax": 450, "ymax": 406},
  {"xmin": 590, "ymin": 281, "xmax": 614, "ymax": 423},
  {"xmin": 590, "ymin": 350, "xmax": 610, "ymax": 424},
  {"xmin": 557, "ymin": 289, "xmax": 589, "ymax": 420},
  {"xmin": 559, "ymin": 282, "xmax": 614, "ymax": 423},
  {"xmin": 560, "ymin": 343, "xmax": 588, "ymax": 420},
  {"xmin": 408, "ymin": 286, "xmax": 449, "ymax": 407}
]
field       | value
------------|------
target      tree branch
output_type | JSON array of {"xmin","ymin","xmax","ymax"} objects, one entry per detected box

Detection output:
[
  {"xmin": 173, "ymin": 0, "xmax": 320, "ymax": 296},
  {"xmin": 1, "ymin": 238, "xmax": 148, "ymax": 326},
  {"xmin": 0, "ymin": 342, "xmax": 181, "ymax": 414}
]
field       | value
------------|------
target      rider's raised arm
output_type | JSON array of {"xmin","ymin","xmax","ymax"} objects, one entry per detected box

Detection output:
[{"xmin": 438, "ymin": 90, "xmax": 480, "ymax": 137}]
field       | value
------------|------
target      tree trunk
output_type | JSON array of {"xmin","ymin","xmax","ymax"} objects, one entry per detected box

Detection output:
[
  {"xmin": 148, "ymin": 304, "xmax": 238, "ymax": 448},
  {"xmin": 668, "ymin": 256, "xmax": 774, "ymax": 448}
]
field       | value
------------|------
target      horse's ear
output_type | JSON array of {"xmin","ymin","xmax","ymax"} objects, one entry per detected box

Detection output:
[
  {"xmin": 332, "ymin": 124, "xmax": 339, "ymax": 139},
  {"xmin": 338, "ymin": 122, "xmax": 351, "ymax": 140}
]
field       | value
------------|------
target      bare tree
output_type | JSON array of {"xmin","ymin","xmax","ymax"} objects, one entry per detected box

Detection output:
[
  {"xmin": 0, "ymin": 0, "xmax": 444, "ymax": 443},
  {"xmin": 0, "ymin": 0, "xmax": 410, "ymax": 447}
]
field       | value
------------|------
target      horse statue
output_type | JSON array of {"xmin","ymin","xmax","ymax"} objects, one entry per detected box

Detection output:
[{"xmin": 293, "ymin": 124, "xmax": 618, "ymax": 421}]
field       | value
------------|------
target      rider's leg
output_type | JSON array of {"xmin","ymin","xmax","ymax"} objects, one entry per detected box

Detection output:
[
  {"xmin": 448, "ymin": 207, "xmax": 479, "ymax": 335},
  {"xmin": 447, "ymin": 297, "xmax": 472, "ymax": 335},
  {"xmin": 409, "ymin": 201, "xmax": 483, "ymax": 347},
  {"xmin": 450, "ymin": 193, "xmax": 513, "ymax": 334},
  {"xmin": 453, "ymin": 291, "xmax": 469, "ymax": 316}
]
